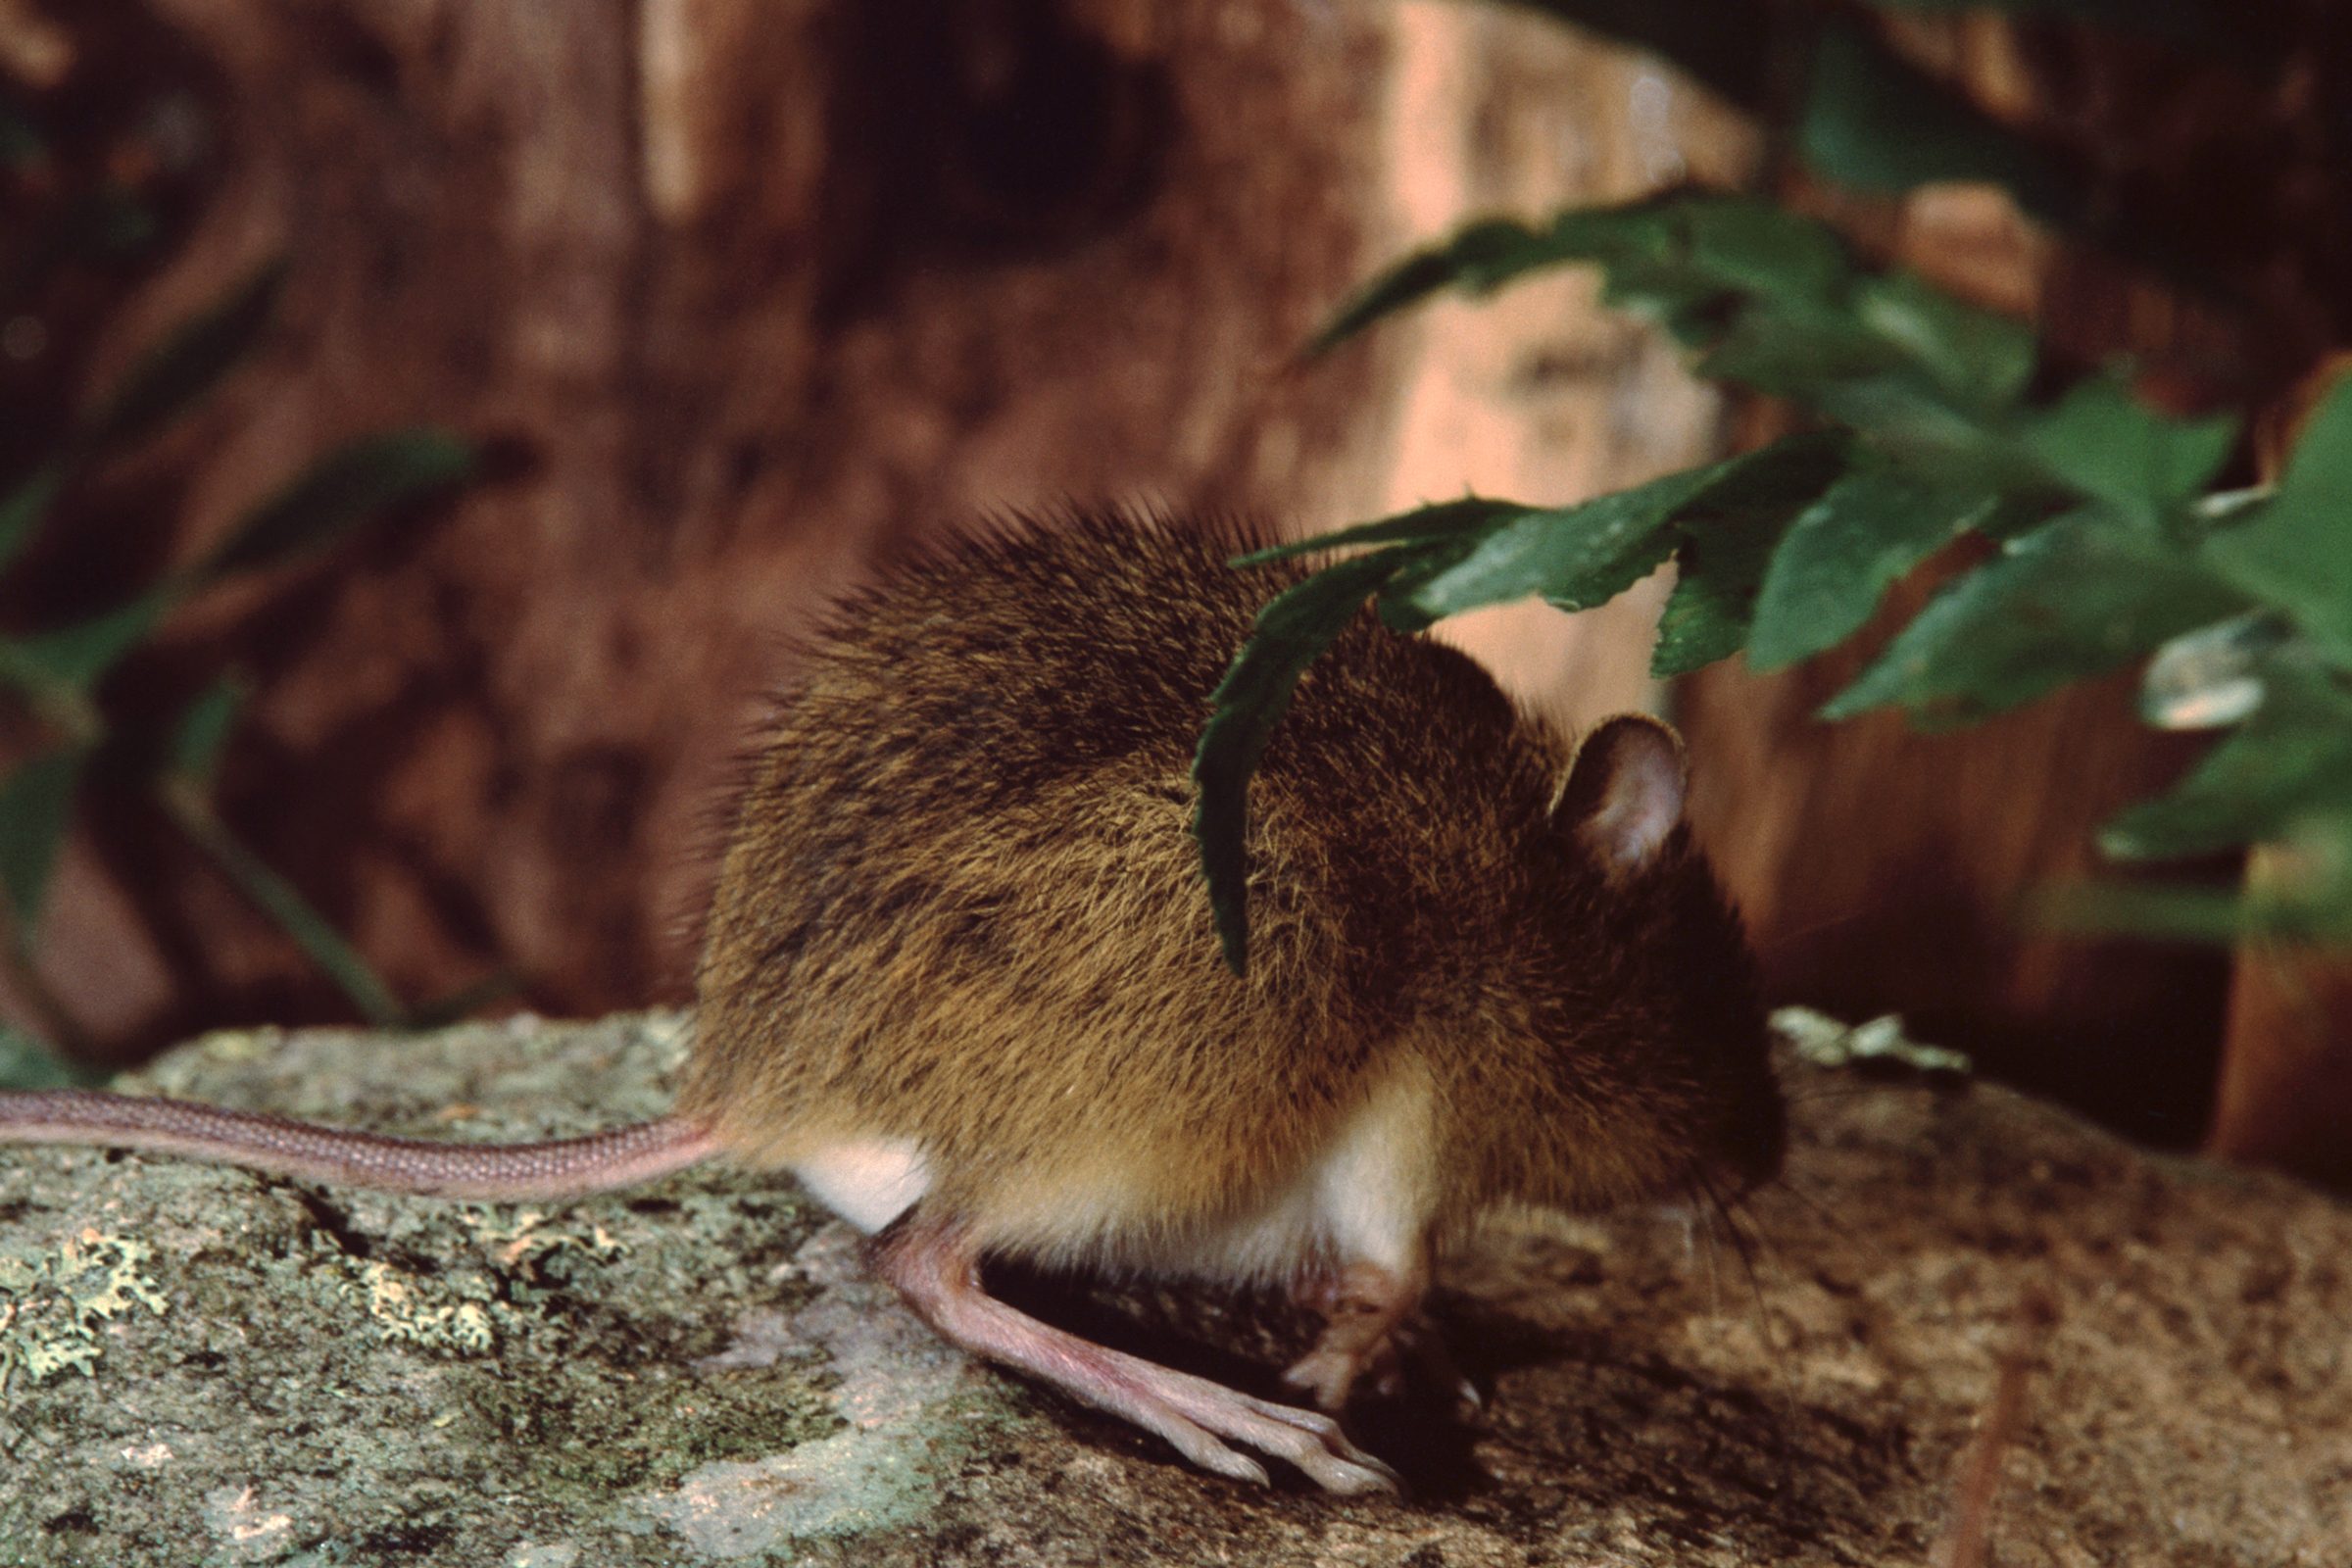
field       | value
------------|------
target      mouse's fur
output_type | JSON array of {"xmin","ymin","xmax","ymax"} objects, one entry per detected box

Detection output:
[{"xmin": 686, "ymin": 510, "xmax": 1781, "ymax": 1276}]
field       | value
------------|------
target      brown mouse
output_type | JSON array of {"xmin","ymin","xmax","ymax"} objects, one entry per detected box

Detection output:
[{"xmin": 0, "ymin": 510, "xmax": 1784, "ymax": 1495}]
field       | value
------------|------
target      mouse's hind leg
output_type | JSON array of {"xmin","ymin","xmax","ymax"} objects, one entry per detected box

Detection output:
[{"xmin": 870, "ymin": 1213, "xmax": 1400, "ymax": 1494}]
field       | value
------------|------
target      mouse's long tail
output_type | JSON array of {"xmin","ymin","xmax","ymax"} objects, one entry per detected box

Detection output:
[{"xmin": 0, "ymin": 1091, "xmax": 719, "ymax": 1201}]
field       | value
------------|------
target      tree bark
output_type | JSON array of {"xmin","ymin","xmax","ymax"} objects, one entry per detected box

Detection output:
[{"xmin": 5, "ymin": 1, "xmax": 1760, "ymax": 1058}]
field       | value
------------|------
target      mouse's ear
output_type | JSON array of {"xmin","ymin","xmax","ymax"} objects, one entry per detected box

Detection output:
[{"xmin": 1552, "ymin": 714, "xmax": 1689, "ymax": 879}]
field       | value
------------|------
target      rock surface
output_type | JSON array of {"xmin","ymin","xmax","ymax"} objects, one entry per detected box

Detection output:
[{"xmin": 1, "ymin": 1012, "xmax": 2347, "ymax": 1566}]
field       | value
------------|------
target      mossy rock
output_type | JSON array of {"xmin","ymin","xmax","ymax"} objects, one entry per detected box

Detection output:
[{"xmin": 1, "ymin": 1011, "xmax": 2347, "ymax": 1565}]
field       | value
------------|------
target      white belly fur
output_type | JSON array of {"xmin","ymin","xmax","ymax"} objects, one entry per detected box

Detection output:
[
  {"xmin": 792, "ymin": 1136, "xmax": 932, "ymax": 1233},
  {"xmin": 1136, "ymin": 1059, "xmax": 1440, "ymax": 1286},
  {"xmin": 789, "ymin": 1064, "xmax": 1441, "ymax": 1282}
]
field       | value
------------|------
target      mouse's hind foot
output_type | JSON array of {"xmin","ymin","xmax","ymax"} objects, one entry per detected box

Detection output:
[{"xmin": 871, "ymin": 1213, "xmax": 1400, "ymax": 1495}]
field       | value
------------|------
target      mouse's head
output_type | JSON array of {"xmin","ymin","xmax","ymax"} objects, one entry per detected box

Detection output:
[{"xmin": 1462, "ymin": 715, "xmax": 1784, "ymax": 1216}]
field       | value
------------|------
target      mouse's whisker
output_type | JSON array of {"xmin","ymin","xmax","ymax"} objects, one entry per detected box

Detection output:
[
  {"xmin": 1754, "ymin": 1175, "xmax": 1895, "ymax": 1272},
  {"xmin": 1755, "ymin": 906, "xmax": 1879, "ymax": 955},
  {"xmin": 1678, "ymin": 1184, "xmax": 1728, "ymax": 1320},
  {"xmin": 1697, "ymin": 1173, "xmax": 1799, "ymax": 1491}
]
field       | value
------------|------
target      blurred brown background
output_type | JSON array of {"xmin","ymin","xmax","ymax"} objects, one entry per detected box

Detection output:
[{"xmin": 3, "ymin": 0, "xmax": 2346, "ymax": 1173}]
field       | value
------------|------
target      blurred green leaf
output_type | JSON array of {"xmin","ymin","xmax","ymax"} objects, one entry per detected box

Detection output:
[
  {"xmin": 169, "ymin": 677, "xmax": 248, "ymax": 789},
  {"xmin": 2023, "ymin": 375, "xmax": 2238, "ymax": 528},
  {"xmin": 69, "ymin": 186, "xmax": 163, "ymax": 263},
  {"xmin": 160, "ymin": 785, "xmax": 404, "ymax": 1026},
  {"xmin": 1797, "ymin": 21, "xmax": 2083, "ymax": 221},
  {"xmin": 1822, "ymin": 509, "xmax": 2249, "ymax": 721},
  {"xmin": 1852, "ymin": 270, "xmax": 2037, "ymax": 414},
  {"xmin": 2203, "ymin": 375, "xmax": 2352, "ymax": 662},
  {"xmin": 400, "ymin": 969, "xmax": 524, "ymax": 1030},
  {"xmin": 82, "ymin": 258, "xmax": 288, "ymax": 454},
  {"xmin": 2101, "ymin": 669, "xmax": 2352, "ymax": 858},
  {"xmin": 1620, "ymin": 197, "xmax": 1852, "ymax": 309},
  {"xmin": 1746, "ymin": 470, "xmax": 1998, "ymax": 671},
  {"xmin": 2036, "ymin": 877, "xmax": 2352, "ymax": 946},
  {"xmin": 1194, "ymin": 548, "xmax": 1416, "ymax": 974},
  {"xmin": 199, "ymin": 428, "xmax": 474, "ymax": 579},
  {"xmin": 0, "ymin": 749, "xmax": 84, "ymax": 937},
  {"xmin": 2051, "ymin": 809, "xmax": 2352, "ymax": 944},
  {"xmin": 0, "ymin": 1026, "xmax": 87, "ymax": 1090},
  {"xmin": 0, "ymin": 465, "xmax": 65, "ymax": 572},
  {"xmin": 0, "ymin": 92, "xmax": 41, "ymax": 167},
  {"xmin": 0, "ymin": 590, "xmax": 172, "ymax": 694}
]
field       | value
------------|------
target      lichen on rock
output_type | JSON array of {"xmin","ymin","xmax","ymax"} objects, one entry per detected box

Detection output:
[
  {"xmin": 0, "ymin": 1009, "xmax": 2348, "ymax": 1566},
  {"xmin": 0, "ymin": 1228, "xmax": 170, "ymax": 1391}
]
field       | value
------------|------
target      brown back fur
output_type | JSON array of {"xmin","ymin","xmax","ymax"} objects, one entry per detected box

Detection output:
[{"xmin": 686, "ymin": 510, "xmax": 1775, "ymax": 1261}]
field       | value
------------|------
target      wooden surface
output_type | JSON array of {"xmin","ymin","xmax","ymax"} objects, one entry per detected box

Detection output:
[{"xmin": 4, "ymin": 2, "xmax": 1740, "ymax": 1055}]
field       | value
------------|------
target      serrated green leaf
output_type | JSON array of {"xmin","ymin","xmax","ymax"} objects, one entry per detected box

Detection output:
[
  {"xmin": 2202, "ymin": 375, "xmax": 2352, "ymax": 662},
  {"xmin": 1797, "ymin": 20, "xmax": 2082, "ymax": 220},
  {"xmin": 199, "ymin": 428, "xmax": 475, "ymax": 579},
  {"xmin": 0, "ymin": 749, "xmax": 84, "ymax": 936},
  {"xmin": 1559, "ymin": 196, "xmax": 1858, "ymax": 338},
  {"xmin": 2022, "ymin": 375, "xmax": 2237, "ymax": 527},
  {"xmin": 82, "ymin": 258, "xmax": 288, "ymax": 454},
  {"xmin": 1378, "ymin": 434, "xmax": 1845, "ymax": 632},
  {"xmin": 0, "ymin": 465, "xmax": 64, "ymax": 572},
  {"xmin": 1853, "ymin": 270, "xmax": 2037, "ymax": 413},
  {"xmin": 1647, "ymin": 437, "xmax": 1855, "ymax": 676},
  {"xmin": 1310, "ymin": 219, "xmax": 1561, "ymax": 355},
  {"xmin": 0, "ymin": 590, "xmax": 172, "ymax": 694},
  {"xmin": 1653, "ymin": 516, "xmax": 1783, "ymax": 677},
  {"xmin": 170, "ymin": 677, "xmax": 248, "ymax": 788},
  {"xmin": 1747, "ymin": 470, "xmax": 1999, "ymax": 670},
  {"xmin": 1376, "ymin": 479, "xmax": 1699, "ymax": 630},
  {"xmin": 1313, "ymin": 193, "xmax": 1857, "ymax": 360},
  {"xmin": 1822, "ymin": 508, "xmax": 2250, "ymax": 722},
  {"xmin": 1194, "ymin": 548, "xmax": 1413, "ymax": 974},
  {"xmin": 0, "ymin": 1026, "xmax": 87, "ymax": 1091},
  {"xmin": 1237, "ymin": 498, "xmax": 1543, "ymax": 565}
]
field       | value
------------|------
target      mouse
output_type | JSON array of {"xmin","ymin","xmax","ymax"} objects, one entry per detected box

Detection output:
[{"xmin": 0, "ymin": 508, "xmax": 1784, "ymax": 1496}]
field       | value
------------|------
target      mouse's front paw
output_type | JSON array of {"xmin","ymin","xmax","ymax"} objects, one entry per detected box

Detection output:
[{"xmin": 1284, "ymin": 1313, "xmax": 1479, "ymax": 1417}]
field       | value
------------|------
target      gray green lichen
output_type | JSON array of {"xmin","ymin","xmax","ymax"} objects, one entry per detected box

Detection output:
[
  {"xmin": 0, "ymin": 1013, "xmax": 1012, "ymax": 1565},
  {"xmin": 0, "ymin": 1228, "xmax": 170, "ymax": 1391}
]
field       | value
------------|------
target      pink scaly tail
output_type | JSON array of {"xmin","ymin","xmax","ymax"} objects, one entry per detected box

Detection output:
[{"xmin": 0, "ymin": 1091, "xmax": 717, "ymax": 1201}]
